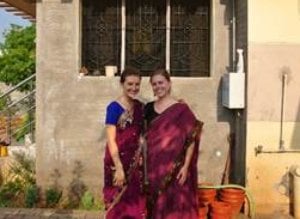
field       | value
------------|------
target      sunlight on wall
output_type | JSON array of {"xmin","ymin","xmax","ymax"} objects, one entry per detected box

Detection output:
[{"xmin": 249, "ymin": 0, "xmax": 300, "ymax": 44}]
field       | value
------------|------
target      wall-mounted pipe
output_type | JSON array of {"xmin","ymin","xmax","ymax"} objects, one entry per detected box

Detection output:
[
  {"xmin": 231, "ymin": 0, "xmax": 236, "ymax": 71},
  {"xmin": 229, "ymin": 0, "xmax": 246, "ymax": 186},
  {"xmin": 279, "ymin": 73, "xmax": 288, "ymax": 150},
  {"xmin": 255, "ymin": 145, "xmax": 300, "ymax": 156}
]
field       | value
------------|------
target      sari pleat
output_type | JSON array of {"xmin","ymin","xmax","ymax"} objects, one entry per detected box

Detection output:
[
  {"xmin": 146, "ymin": 103, "xmax": 201, "ymax": 219},
  {"xmin": 104, "ymin": 101, "xmax": 145, "ymax": 219}
]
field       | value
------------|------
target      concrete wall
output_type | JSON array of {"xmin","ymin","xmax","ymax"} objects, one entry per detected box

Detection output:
[
  {"xmin": 246, "ymin": 0, "xmax": 300, "ymax": 216},
  {"xmin": 36, "ymin": 0, "xmax": 234, "ymax": 198}
]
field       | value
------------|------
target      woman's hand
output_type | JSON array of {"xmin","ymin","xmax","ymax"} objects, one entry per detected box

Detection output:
[
  {"xmin": 177, "ymin": 166, "xmax": 188, "ymax": 185},
  {"xmin": 177, "ymin": 142, "xmax": 195, "ymax": 186},
  {"xmin": 113, "ymin": 166, "xmax": 126, "ymax": 187}
]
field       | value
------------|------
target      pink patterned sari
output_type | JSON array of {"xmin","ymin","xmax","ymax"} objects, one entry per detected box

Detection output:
[
  {"xmin": 103, "ymin": 100, "xmax": 145, "ymax": 219},
  {"xmin": 146, "ymin": 103, "xmax": 202, "ymax": 219}
]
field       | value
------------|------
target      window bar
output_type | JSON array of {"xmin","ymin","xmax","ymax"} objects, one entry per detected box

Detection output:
[
  {"xmin": 121, "ymin": 0, "xmax": 126, "ymax": 72},
  {"xmin": 166, "ymin": 0, "xmax": 171, "ymax": 72}
]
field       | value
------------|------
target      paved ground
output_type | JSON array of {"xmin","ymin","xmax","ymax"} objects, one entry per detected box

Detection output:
[
  {"xmin": 0, "ymin": 208, "xmax": 296, "ymax": 219},
  {"xmin": 0, "ymin": 208, "xmax": 251, "ymax": 219},
  {"xmin": 0, "ymin": 208, "xmax": 105, "ymax": 219}
]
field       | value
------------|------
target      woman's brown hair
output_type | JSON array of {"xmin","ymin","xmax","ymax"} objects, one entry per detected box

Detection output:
[
  {"xmin": 150, "ymin": 69, "xmax": 171, "ymax": 83},
  {"xmin": 120, "ymin": 67, "xmax": 141, "ymax": 84}
]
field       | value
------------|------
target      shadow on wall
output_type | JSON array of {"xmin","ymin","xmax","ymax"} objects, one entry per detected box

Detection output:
[
  {"xmin": 48, "ymin": 161, "xmax": 87, "ymax": 208},
  {"xmin": 220, "ymin": 0, "xmax": 233, "ymax": 26},
  {"xmin": 98, "ymin": 125, "xmax": 106, "ymax": 143},
  {"xmin": 219, "ymin": 0, "xmax": 234, "ymax": 71},
  {"xmin": 68, "ymin": 161, "xmax": 87, "ymax": 208},
  {"xmin": 290, "ymin": 98, "xmax": 300, "ymax": 149}
]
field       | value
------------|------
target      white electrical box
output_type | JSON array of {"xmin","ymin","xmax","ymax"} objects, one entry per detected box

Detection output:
[{"xmin": 222, "ymin": 73, "xmax": 245, "ymax": 109}]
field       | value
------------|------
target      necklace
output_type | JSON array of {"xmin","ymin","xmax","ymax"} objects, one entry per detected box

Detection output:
[
  {"xmin": 117, "ymin": 97, "xmax": 135, "ymax": 129},
  {"xmin": 116, "ymin": 97, "xmax": 134, "ymax": 114},
  {"xmin": 117, "ymin": 106, "xmax": 134, "ymax": 129}
]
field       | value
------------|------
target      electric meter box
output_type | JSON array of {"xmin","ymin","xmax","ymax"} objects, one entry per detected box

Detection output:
[{"xmin": 222, "ymin": 73, "xmax": 245, "ymax": 109}]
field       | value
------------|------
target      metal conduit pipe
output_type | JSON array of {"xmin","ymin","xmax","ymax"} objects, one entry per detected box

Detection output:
[
  {"xmin": 253, "ymin": 70, "xmax": 299, "ymax": 156},
  {"xmin": 255, "ymin": 145, "xmax": 300, "ymax": 156},
  {"xmin": 231, "ymin": 0, "xmax": 236, "ymax": 70},
  {"xmin": 279, "ymin": 72, "xmax": 288, "ymax": 150},
  {"xmin": 229, "ymin": 0, "xmax": 246, "ymax": 186}
]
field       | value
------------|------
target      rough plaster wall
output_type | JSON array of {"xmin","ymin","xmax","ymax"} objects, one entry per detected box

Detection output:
[
  {"xmin": 246, "ymin": 0, "xmax": 300, "ymax": 216},
  {"xmin": 36, "ymin": 0, "xmax": 234, "ymax": 198}
]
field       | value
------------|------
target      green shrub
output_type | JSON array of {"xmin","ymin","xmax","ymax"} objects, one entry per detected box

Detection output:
[
  {"xmin": 0, "ymin": 152, "xmax": 36, "ymax": 208},
  {"xmin": 25, "ymin": 185, "xmax": 38, "ymax": 208},
  {"xmin": 45, "ymin": 187, "xmax": 62, "ymax": 208},
  {"xmin": 79, "ymin": 191, "xmax": 105, "ymax": 211},
  {"xmin": 80, "ymin": 191, "xmax": 94, "ymax": 210},
  {"xmin": 93, "ymin": 199, "xmax": 105, "ymax": 211},
  {"xmin": 0, "ymin": 169, "xmax": 3, "ymax": 187},
  {"xmin": 9, "ymin": 152, "xmax": 35, "ymax": 186},
  {"xmin": 0, "ymin": 91, "xmax": 10, "ymax": 111},
  {"xmin": 67, "ymin": 161, "xmax": 86, "ymax": 208},
  {"xmin": 0, "ymin": 180, "xmax": 23, "ymax": 207}
]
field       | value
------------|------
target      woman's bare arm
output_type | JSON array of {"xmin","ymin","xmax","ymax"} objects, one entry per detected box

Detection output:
[
  {"xmin": 106, "ymin": 125, "xmax": 125, "ymax": 186},
  {"xmin": 177, "ymin": 142, "xmax": 195, "ymax": 185}
]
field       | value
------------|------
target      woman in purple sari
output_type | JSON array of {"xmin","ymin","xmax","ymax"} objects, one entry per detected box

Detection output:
[
  {"xmin": 103, "ymin": 67, "xmax": 145, "ymax": 219},
  {"xmin": 144, "ymin": 69, "xmax": 203, "ymax": 219}
]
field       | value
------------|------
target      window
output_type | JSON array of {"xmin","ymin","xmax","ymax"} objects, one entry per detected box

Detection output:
[{"xmin": 82, "ymin": 0, "xmax": 210, "ymax": 77}]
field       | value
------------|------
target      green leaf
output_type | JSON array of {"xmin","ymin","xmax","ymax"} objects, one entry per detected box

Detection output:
[{"xmin": 0, "ymin": 25, "xmax": 36, "ymax": 91}]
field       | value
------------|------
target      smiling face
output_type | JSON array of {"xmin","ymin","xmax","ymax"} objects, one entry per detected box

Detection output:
[
  {"xmin": 122, "ymin": 75, "xmax": 141, "ymax": 99},
  {"xmin": 150, "ymin": 74, "xmax": 171, "ymax": 99}
]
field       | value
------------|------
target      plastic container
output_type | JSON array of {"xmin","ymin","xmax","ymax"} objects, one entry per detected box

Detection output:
[
  {"xmin": 0, "ymin": 146, "xmax": 8, "ymax": 157},
  {"xmin": 291, "ymin": 165, "xmax": 300, "ymax": 219}
]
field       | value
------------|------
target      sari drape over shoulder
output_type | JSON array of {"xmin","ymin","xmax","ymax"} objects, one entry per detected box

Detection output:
[
  {"xmin": 103, "ymin": 100, "xmax": 145, "ymax": 219},
  {"xmin": 146, "ymin": 103, "xmax": 202, "ymax": 219}
]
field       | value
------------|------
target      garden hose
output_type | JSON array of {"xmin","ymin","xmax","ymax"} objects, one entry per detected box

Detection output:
[{"xmin": 198, "ymin": 184, "xmax": 256, "ymax": 219}]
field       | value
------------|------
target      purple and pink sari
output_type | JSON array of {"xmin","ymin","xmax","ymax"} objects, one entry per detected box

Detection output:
[
  {"xmin": 146, "ymin": 103, "xmax": 202, "ymax": 219},
  {"xmin": 103, "ymin": 101, "xmax": 145, "ymax": 219}
]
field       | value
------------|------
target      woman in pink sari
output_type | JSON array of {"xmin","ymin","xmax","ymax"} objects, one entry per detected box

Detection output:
[
  {"xmin": 103, "ymin": 67, "xmax": 145, "ymax": 219},
  {"xmin": 144, "ymin": 69, "xmax": 203, "ymax": 219}
]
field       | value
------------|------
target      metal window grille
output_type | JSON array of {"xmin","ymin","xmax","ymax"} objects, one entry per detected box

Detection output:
[
  {"xmin": 82, "ymin": 0, "xmax": 210, "ymax": 77},
  {"xmin": 82, "ymin": 0, "xmax": 121, "ymax": 76},
  {"xmin": 170, "ymin": 0, "xmax": 210, "ymax": 77}
]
